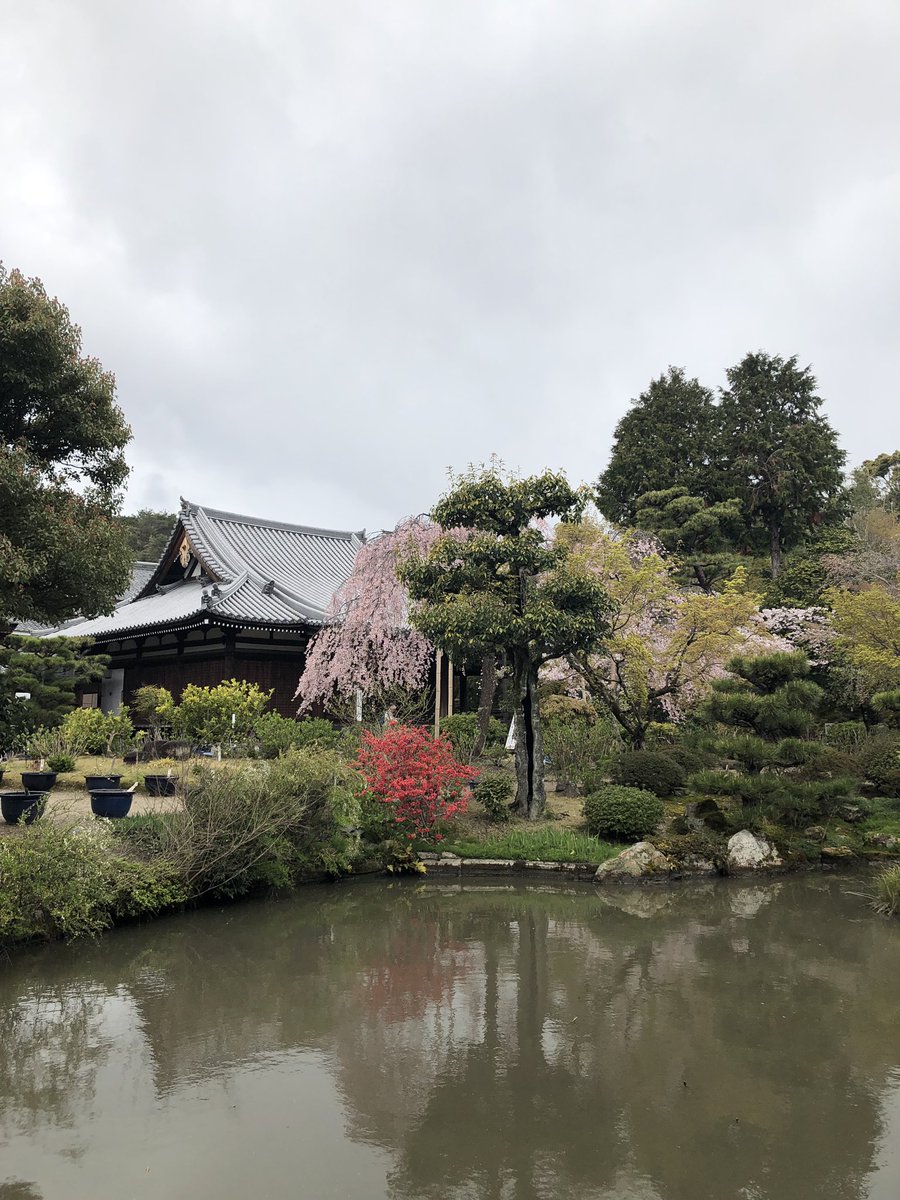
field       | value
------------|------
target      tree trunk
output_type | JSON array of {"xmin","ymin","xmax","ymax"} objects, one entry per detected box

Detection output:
[
  {"xmin": 512, "ymin": 655, "xmax": 545, "ymax": 820},
  {"xmin": 770, "ymin": 521, "xmax": 783, "ymax": 579},
  {"xmin": 472, "ymin": 652, "xmax": 497, "ymax": 759}
]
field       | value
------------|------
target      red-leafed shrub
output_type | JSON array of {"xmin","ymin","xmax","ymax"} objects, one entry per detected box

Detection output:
[{"xmin": 356, "ymin": 724, "xmax": 477, "ymax": 840}]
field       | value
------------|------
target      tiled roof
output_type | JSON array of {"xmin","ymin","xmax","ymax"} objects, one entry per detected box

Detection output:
[
  {"xmin": 16, "ymin": 562, "xmax": 165, "ymax": 638},
  {"xmin": 57, "ymin": 500, "xmax": 364, "ymax": 639}
]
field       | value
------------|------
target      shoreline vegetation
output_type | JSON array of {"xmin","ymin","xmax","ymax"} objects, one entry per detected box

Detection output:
[{"xmin": 2, "ymin": 735, "xmax": 900, "ymax": 952}]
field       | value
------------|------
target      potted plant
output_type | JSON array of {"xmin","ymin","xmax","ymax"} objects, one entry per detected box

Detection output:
[
  {"xmin": 1, "ymin": 791, "xmax": 46, "ymax": 825},
  {"xmin": 84, "ymin": 719, "xmax": 144, "ymax": 793},
  {"xmin": 143, "ymin": 758, "xmax": 179, "ymax": 797},
  {"xmin": 21, "ymin": 728, "xmax": 61, "ymax": 792},
  {"xmin": 89, "ymin": 782, "xmax": 138, "ymax": 818}
]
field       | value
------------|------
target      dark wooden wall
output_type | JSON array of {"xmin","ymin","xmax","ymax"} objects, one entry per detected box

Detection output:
[{"xmin": 121, "ymin": 655, "xmax": 306, "ymax": 717}]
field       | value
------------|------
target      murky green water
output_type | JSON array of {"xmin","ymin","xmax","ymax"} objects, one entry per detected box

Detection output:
[{"xmin": 2, "ymin": 874, "xmax": 899, "ymax": 1200}]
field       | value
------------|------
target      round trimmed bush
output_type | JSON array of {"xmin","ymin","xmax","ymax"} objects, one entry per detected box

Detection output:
[
  {"xmin": 611, "ymin": 750, "xmax": 685, "ymax": 798},
  {"xmin": 583, "ymin": 785, "xmax": 665, "ymax": 842},
  {"xmin": 475, "ymin": 771, "xmax": 514, "ymax": 822}
]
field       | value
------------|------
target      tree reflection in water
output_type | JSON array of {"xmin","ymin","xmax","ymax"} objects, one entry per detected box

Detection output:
[{"xmin": 1, "ymin": 877, "xmax": 899, "ymax": 1200}]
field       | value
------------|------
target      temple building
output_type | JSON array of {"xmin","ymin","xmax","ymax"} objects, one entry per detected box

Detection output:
[{"xmin": 59, "ymin": 499, "xmax": 364, "ymax": 715}]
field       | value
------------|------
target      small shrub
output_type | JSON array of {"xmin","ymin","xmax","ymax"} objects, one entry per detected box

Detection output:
[
  {"xmin": 541, "ymin": 713, "xmax": 621, "ymax": 794},
  {"xmin": 252, "ymin": 712, "xmax": 339, "ymax": 758},
  {"xmin": 46, "ymin": 752, "xmax": 76, "ymax": 773},
  {"xmin": 583, "ymin": 785, "xmax": 665, "ymax": 842},
  {"xmin": 0, "ymin": 821, "xmax": 113, "ymax": 942},
  {"xmin": 611, "ymin": 750, "xmax": 685, "ymax": 798},
  {"xmin": 62, "ymin": 707, "xmax": 138, "ymax": 757},
  {"xmin": 824, "ymin": 720, "xmax": 869, "ymax": 748},
  {"xmin": 357, "ymin": 724, "xmax": 477, "ymax": 841},
  {"xmin": 441, "ymin": 713, "xmax": 505, "ymax": 762},
  {"xmin": 664, "ymin": 744, "xmax": 715, "ymax": 776},
  {"xmin": 172, "ymin": 679, "xmax": 273, "ymax": 746},
  {"xmin": 475, "ymin": 771, "xmax": 514, "ymax": 822},
  {"xmin": 862, "ymin": 740, "xmax": 900, "ymax": 798},
  {"xmin": 104, "ymin": 857, "xmax": 188, "ymax": 919}
]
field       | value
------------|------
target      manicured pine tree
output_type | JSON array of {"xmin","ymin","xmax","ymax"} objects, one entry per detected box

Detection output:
[
  {"xmin": 400, "ymin": 466, "xmax": 613, "ymax": 819},
  {"xmin": 692, "ymin": 651, "xmax": 854, "ymax": 826}
]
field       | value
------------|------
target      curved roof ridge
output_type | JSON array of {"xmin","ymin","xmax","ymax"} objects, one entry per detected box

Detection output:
[
  {"xmin": 182, "ymin": 498, "xmax": 365, "ymax": 543},
  {"xmin": 182, "ymin": 502, "xmax": 242, "ymax": 581}
]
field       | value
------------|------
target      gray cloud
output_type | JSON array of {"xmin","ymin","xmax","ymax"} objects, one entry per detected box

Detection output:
[{"xmin": 2, "ymin": 0, "xmax": 898, "ymax": 533}]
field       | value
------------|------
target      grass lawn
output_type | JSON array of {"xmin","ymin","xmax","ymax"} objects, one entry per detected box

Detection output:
[{"xmin": 442, "ymin": 825, "xmax": 619, "ymax": 864}]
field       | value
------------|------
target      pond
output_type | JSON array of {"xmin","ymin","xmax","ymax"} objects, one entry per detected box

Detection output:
[{"xmin": 1, "ymin": 874, "xmax": 899, "ymax": 1200}]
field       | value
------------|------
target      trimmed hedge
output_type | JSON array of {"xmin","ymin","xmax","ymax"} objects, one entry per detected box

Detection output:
[
  {"xmin": 611, "ymin": 750, "xmax": 685, "ymax": 798},
  {"xmin": 583, "ymin": 785, "xmax": 665, "ymax": 842}
]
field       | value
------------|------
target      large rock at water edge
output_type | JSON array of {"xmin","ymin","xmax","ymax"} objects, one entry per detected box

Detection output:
[
  {"xmin": 594, "ymin": 841, "xmax": 673, "ymax": 880},
  {"xmin": 726, "ymin": 830, "xmax": 782, "ymax": 870}
]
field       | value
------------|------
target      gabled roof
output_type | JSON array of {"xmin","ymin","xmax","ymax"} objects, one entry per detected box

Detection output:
[{"xmin": 58, "ymin": 500, "xmax": 364, "ymax": 640}]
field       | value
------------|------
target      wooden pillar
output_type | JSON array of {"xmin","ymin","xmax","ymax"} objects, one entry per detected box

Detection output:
[
  {"xmin": 446, "ymin": 658, "xmax": 454, "ymax": 718},
  {"xmin": 434, "ymin": 649, "xmax": 443, "ymax": 737}
]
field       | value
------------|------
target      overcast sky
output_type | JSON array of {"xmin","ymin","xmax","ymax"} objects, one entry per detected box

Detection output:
[{"xmin": 2, "ymin": 1, "xmax": 898, "ymax": 534}]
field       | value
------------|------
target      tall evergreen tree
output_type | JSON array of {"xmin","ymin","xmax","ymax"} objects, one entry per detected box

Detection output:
[
  {"xmin": 717, "ymin": 353, "xmax": 846, "ymax": 578},
  {"xmin": 0, "ymin": 264, "xmax": 132, "ymax": 636},
  {"xmin": 596, "ymin": 367, "xmax": 717, "ymax": 524}
]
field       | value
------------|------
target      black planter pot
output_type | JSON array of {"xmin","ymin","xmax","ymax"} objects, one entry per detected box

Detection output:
[
  {"xmin": 84, "ymin": 774, "xmax": 122, "ymax": 792},
  {"xmin": 144, "ymin": 775, "xmax": 177, "ymax": 797},
  {"xmin": 22, "ymin": 771, "xmax": 57, "ymax": 793},
  {"xmin": 1, "ymin": 791, "xmax": 46, "ymax": 825},
  {"xmin": 90, "ymin": 790, "xmax": 135, "ymax": 819}
]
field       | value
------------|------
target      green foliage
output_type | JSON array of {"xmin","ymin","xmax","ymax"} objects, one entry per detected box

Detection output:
[
  {"xmin": 634, "ymin": 487, "xmax": 746, "ymax": 591},
  {"xmin": 860, "ymin": 738, "xmax": 900, "ymax": 798},
  {"xmin": 543, "ymin": 711, "xmax": 621, "ymax": 792},
  {"xmin": 401, "ymin": 462, "xmax": 613, "ymax": 819},
  {"xmin": 62, "ymin": 706, "xmax": 138, "ymax": 756},
  {"xmin": 827, "ymin": 585, "xmax": 900, "ymax": 699},
  {"xmin": 22, "ymin": 723, "xmax": 85, "ymax": 762},
  {"xmin": 441, "ymin": 712, "xmax": 505, "ymax": 763},
  {"xmin": 152, "ymin": 749, "xmax": 363, "ymax": 898},
  {"xmin": 118, "ymin": 509, "xmax": 175, "ymax": 561},
  {"xmin": 0, "ymin": 635, "xmax": 110, "ymax": 738},
  {"xmin": 765, "ymin": 526, "xmax": 858, "ymax": 607},
  {"xmin": 474, "ymin": 771, "xmax": 515, "ymax": 822},
  {"xmin": 0, "ymin": 263, "xmax": 133, "ymax": 629},
  {"xmin": 103, "ymin": 856, "xmax": 188, "ymax": 920},
  {"xmin": 444, "ymin": 827, "xmax": 618, "ymax": 864},
  {"xmin": 0, "ymin": 821, "xmax": 114, "ymax": 942},
  {"xmin": 873, "ymin": 691, "xmax": 900, "ymax": 729},
  {"xmin": 611, "ymin": 750, "xmax": 686, "ymax": 798},
  {"xmin": 824, "ymin": 721, "xmax": 869, "ymax": 748},
  {"xmin": 870, "ymin": 864, "xmax": 900, "ymax": 917},
  {"xmin": 130, "ymin": 685, "xmax": 174, "ymax": 733},
  {"xmin": 46, "ymin": 752, "xmax": 76, "ymax": 773},
  {"xmin": 596, "ymin": 367, "xmax": 718, "ymax": 525},
  {"xmin": 172, "ymin": 679, "xmax": 272, "ymax": 746},
  {"xmin": 702, "ymin": 652, "xmax": 822, "ymax": 741},
  {"xmin": 583, "ymin": 785, "xmax": 665, "ymax": 842},
  {"xmin": 252, "ymin": 712, "xmax": 339, "ymax": 759},
  {"xmin": 717, "ymin": 352, "xmax": 846, "ymax": 576}
]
